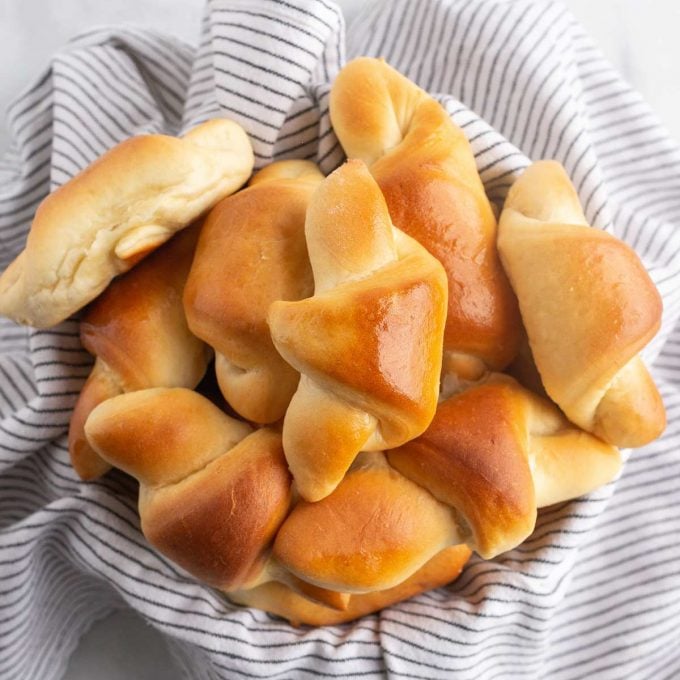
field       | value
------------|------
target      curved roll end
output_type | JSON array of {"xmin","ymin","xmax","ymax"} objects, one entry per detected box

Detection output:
[
  {"xmin": 502, "ymin": 160, "xmax": 588, "ymax": 227},
  {"xmin": 592, "ymin": 356, "xmax": 666, "ymax": 448},
  {"xmin": 0, "ymin": 253, "xmax": 30, "ymax": 326},
  {"xmin": 533, "ymin": 435, "xmax": 622, "ymax": 509},
  {"xmin": 280, "ymin": 377, "xmax": 375, "ymax": 502},
  {"xmin": 0, "ymin": 250, "xmax": 82, "ymax": 329},
  {"xmin": 305, "ymin": 160, "xmax": 395, "ymax": 293},
  {"xmin": 68, "ymin": 362, "xmax": 120, "ymax": 480},
  {"xmin": 84, "ymin": 387, "xmax": 251, "ymax": 487},
  {"xmin": 183, "ymin": 118, "xmax": 254, "ymax": 198},
  {"xmin": 521, "ymin": 385, "xmax": 622, "ymax": 507},
  {"xmin": 184, "ymin": 118, "xmax": 252, "ymax": 158},
  {"xmin": 330, "ymin": 57, "xmax": 424, "ymax": 166}
]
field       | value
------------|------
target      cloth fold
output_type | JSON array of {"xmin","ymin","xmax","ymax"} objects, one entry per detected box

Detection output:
[{"xmin": 1, "ymin": 1, "xmax": 679, "ymax": 678}]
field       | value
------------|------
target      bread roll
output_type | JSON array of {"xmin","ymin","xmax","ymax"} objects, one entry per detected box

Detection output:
[
  {"xmin": 68, "ymin": 225, "xmax": 210, "ymax": 480},
  {"xmin": 84, "ymin": 387, "xmax": 446, "ymax": 612},
  {"xmin": 269, "ymin": 160, "xmax": 448, "ymax": 501},
  {"xmin": 497, "ymin": 160, "xmax": 665, "ymax": 447},
  {"xmin": 0, "ymin": 119, "xmax": 254, "ymax": 328},
  {"xmin": 83, "ymin": 379, "xmax": 618, "ymax": 622},
  {"xmin": 330, "ymin": 57, "xmax": 520, "ymax": 385},
  {"xmin": 85, "ymin": 388, "xmax": 289, "ymax": 591},
  {"xmin": 230, "ymin": 545, "xmax": 471, "ymax": 627},
  {"xmin": 386, "ymin": 375, "xmax": 622, "ymax": 558},
  {"xmin": 184, "ymin": 160, "xmax": 322, "ymax": 424},
  {"xmin": 273, "ymin": 452, "xmax": 460, "ymax": 593}
]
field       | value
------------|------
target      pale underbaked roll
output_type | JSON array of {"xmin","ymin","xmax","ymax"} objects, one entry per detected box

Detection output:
[
  {"xmin": 385, "ymin": 375, "xmax": 621, "ymax": 559},
  {"xmin": 497, "ymin": 160, "xmax": 665, "ymax": 447},
  {"xmin": 184, "ymin": 160, "xmax": 322, "ymax": 424},
  {"xmin": 268, "ymin": 159, "xmax": 448, "ymax": 502},
  {"xmin": 330, "ymin": 57, "xmax": 521, "ymax": 385},
  {"xmin": 230, "ymin": 545, "xmax": 471, "ymax": 627},
  {"xmin": 0, "ymin": 119, "xmax": 254, "ymax": 328},
  {"xmin": 68, "ymin": 225, "xmax": 210, "ymax": 480}
]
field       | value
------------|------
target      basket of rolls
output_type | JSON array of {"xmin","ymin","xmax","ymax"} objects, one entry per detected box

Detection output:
[{"xmin": 0, "ymin": 56, "xmax": 665, "ymax": 630}]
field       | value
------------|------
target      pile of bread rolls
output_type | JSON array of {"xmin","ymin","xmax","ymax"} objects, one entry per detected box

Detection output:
[{"xmin": 0, "ymin": 58, "xmax": 665, "ymax": 626}]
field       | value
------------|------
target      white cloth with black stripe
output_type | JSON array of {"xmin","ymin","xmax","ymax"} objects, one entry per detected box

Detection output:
[{"xmin": 1, "ymin": 0, "xmax": 680, "ymax": 678}]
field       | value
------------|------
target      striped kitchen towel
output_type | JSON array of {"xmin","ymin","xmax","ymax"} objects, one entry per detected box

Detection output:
[{"xmin": 1, "ymin": 0, "xmax": 680, "ymax": 678}]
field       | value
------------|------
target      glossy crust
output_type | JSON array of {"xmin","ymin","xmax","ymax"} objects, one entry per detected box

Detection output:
[
  {"xmin": 184, "ymin": 160, "xmax": 322, "ymax": 424},
  {"xmin": 0, "ymin": 119, "xmax": 254, "ymax": 328},
  {"xmin": 498, "ymin": 160, "xmax": 665, "ymax": 447},
  {"xmin": 68, "ymin": 226, "xmax": 210, "ymax": 480},
  {"xmin": 82, "ymin": 381, "xmax": 618, "ymax": 620},
  {"xmin": 230, "ymin": 545, "xmax": 472, "ymax": 627},
  {"xmin": 387, "ymin": 376, "xmax": 622, "ymax": 558},
  {"xmin": 330, "ymin": 57, "xmax": 520, "ymax": 376},
  {"xmin": 84, "ymin": 387, "xmax": 352, "ymax": 606},
  {"xmin": 142, "ymin": 428, "xmax": 292, "ymax": 590},
  {"xmin": 84, "ymin": 388, "xmax": 252, "ymax": 487},
  {"xmin": 269, "ymin": 160, "xmax": 448, "ymax": 502},
  {"xmin": 68, "ymin": 363, "xmax": 122, "ymax": 480},
  {"xmin": 273, "ymin": 453, "xmax": 459, "ymax": 592},
  {"xmin": 84, "ymin": 388, "xmax": 294, "ymax": 590}
]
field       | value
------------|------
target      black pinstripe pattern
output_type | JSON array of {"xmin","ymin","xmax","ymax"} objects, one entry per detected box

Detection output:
[{"xmin": 1, "ymin": 1, "xmax": 679, "ymax": 678}]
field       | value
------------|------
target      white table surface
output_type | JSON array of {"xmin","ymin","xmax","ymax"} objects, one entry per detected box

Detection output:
[{"xmin": 0, "ymin": 1, "xmax": 678, "ymax": 679}]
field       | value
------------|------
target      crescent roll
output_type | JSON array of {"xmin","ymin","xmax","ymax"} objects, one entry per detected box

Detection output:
[
  {"xmin": 269, "ymin": 375, "xmax": 619, "ymax": 595},
  {"xmin": 386, "ymin": 375, "xmax": 621, "ymax": 559},
  {"xmin": 0, "ymin": 119, "xmax": 254, "ymax": 328},
  {"xmin": 268, "ymin": 160, "xmax": 448, "ymax": 502},
  {"xmin": 497, "ymin": 161, "xmax": 665, "ymax": 447},
  {"xmin": 231, "ymin": 546, "xmax": 471, "ymax": 627},
  {"xmin": 68, "ymin": 225, "xmax": 210, "ymax": 480},
  {"xmin": 273, "ymin": 452, "xmax": 460, "ymax": 593},
  {"xmin": 330, "ymin": 57, "xmax": 521, "ymax": 385},
  {"xmin": 84, "ymin": 387, "xmax": 456, "ymax": 615},
  {"xmin": 184, "ymin": 160, "xmax": 322, "ymax": 424},
  {"xmin": 84, "ymin": 388, "xmax": 286, "ymax": 591}
]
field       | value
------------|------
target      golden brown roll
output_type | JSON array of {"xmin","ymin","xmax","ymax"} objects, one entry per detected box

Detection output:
[
  {"xmin": 268, "ymin": 160, "xmax": 448, "ymax": 502},
  {"xmin": 260, "ymin": 374, "xmax": 619, "ymax": 597},
  {"xmin": 266, "ymin": 376, "xmax": 618, "ymax": 596},
  {"xmin": 273, "ymin": 452, "xmax": 460, "ymax": 593},
  {"xmin": 386, "ymin": 375, "xmax": 622, "ymax": 558},
  {"xmin": 0, "ymin": 119, "xmax": 254, "ymax": 328},
  {"xmin": 68, "ymin": 225, "xmax": 210, "ymax": 480},
  {"xmin": 497, "ymin": 160, "xmax": 665, "ymax": 447},
  {"xmin": 84, "ymin": 387, "xmax": 462, "ymax": 615},
  {"xmin": 84, "ymin": 388, "xmax": 290, "ymax": 591},
  {"xmin": 330, "ymin": 57, "xmax": 521, "ymax": 385},
  {"xmin": 184, "ymin": 160, "xmax": 323, "ymax": 424},
  {"xmin": 230, "ymin": 545, "xmax": 472, "ymax": 627},
  {"xmin": 82, "ymin": 379, "xmax": 619, "ymax": 624}
]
